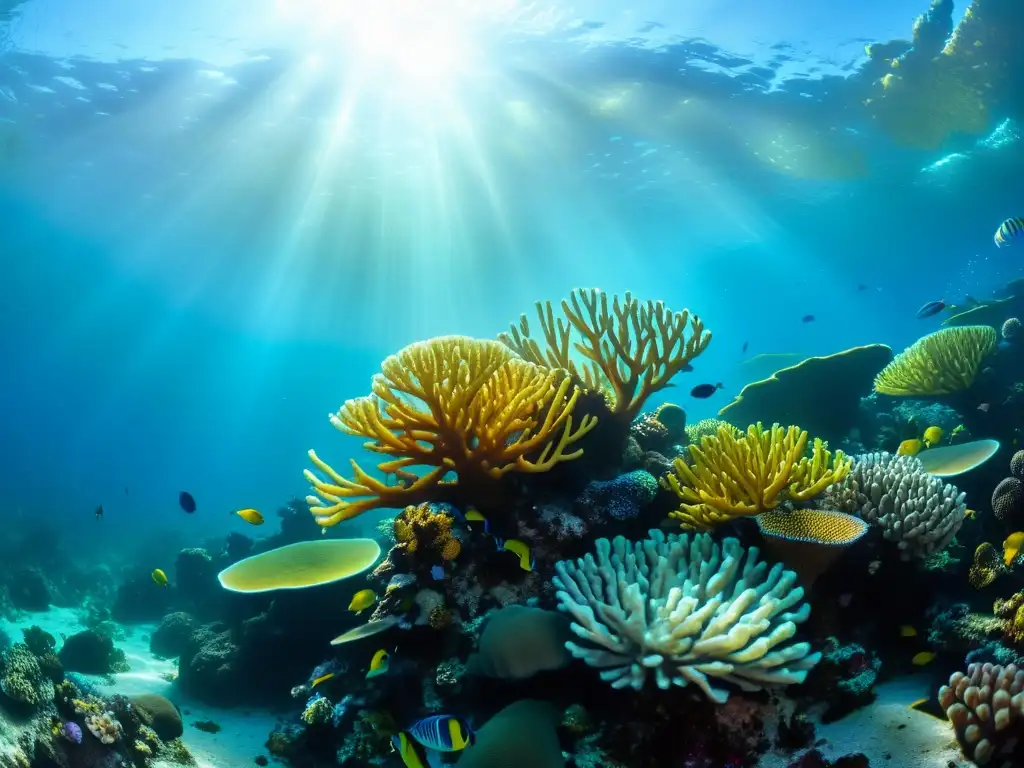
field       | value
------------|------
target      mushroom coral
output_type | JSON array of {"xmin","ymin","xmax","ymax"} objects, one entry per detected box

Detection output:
[
  {"xmin": 499, "ymin": 288, "xmax": 711, "ymax": 421},
  {"xmin": 305, "ymin": 336, "xmax": 597, "ymax": 527}
]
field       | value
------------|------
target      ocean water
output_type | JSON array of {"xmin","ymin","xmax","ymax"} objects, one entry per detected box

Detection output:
[{"xmin": 1, "ymin": 1, "xmax": 1024, "ymax": 766}]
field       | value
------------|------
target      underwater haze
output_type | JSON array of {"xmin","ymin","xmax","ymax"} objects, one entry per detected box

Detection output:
[{"xmin": 3, "ymin": 0, "xmax": 1024, "ymax": 765}]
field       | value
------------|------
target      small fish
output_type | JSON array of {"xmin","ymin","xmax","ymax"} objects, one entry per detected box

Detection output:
[
  {"xmin": 867, "ymin": 559, "xmax": 881, "ymax": 575},
  {"xmin": 391, "ymin": 732, "xmax": 428, "ymax": 768},
  {"xmin": 406, "ymin": 715, "xmax": 475, "ymax": 752},
  {"xmin": 151, "ymin": 568, "xmax": 169, "ymax": 587},
  {"xmin": 234, "ymin": 508, "xmax": 264, "ymax": 525},
  {"xmin": 495, "ymin": 538, "xmax": 535, "ymax": 572},
  {"xmin": 965, "ymin": 508, "xmax": 977, "ymax": 520},
  {"xmin": 178, "ymin": 491, "xmax": 197, "ymax": 513},
  {"xmin": 916, "ymin": 300, "xmax": 945, "ymax": 318},
  {"xmin": 911, "ymin": 651, "xmax": 937, "ymax": 666},
  {"xmin": 741, "ymin": 341, "xmax": 748, "ymax": 353},
  {"xmin": 951, "ymin": 424, "xmax": 966, "ymax": 437},
  {"xmin": 348, "ymin": 589, "xmax": 378, "ymax": 614},
  {"xmin": 922, "ymin": 425, "xmax": 943, "ymax": 447},
  {"xmin": 995, "ymin": 216, "xmax": 1024, "ymax": 248},
  {"xmin": 801, "ymin": 314, "xmax": 815, "ymax": 323},
  {"xmin": 897, "ymin": 438, "xmax": 923, "ymax": 457},
  {"xmin": 907, "ymin": 697, "xmax": 947, "ymax": 720},
  {"xmin": 94, "ymin": 504, "xmax": 104, "ymax": 521},
  {"xmin": 978, "ymin": 403, "xmax": 990, "ymax": 413},
  {"xmin": 124, "ymin": 487, "xmax": 129, "ymax": 496},
  {"xmin": 311, "ymin": 672, "xmax": 335, "ymax": 688},
  {"xmin": 430, "ymin": 565, "xmax": 445, "ymax": 581},
  {"xmin": 366, "ymin": 649, "xmax": 390, "ymax": 678},
  {"xmin": 899, "ymin": 625, "xmax": 918, "ymax": 638},
  {"xmin": 464, "ymin": 508, "xmax": 490, "ymax": 533},
  {"xmin": 1003, "ymin": 531, "xmax": 1024, "ymax": 566},
  {"xmin": 690, "ymin": 382, "xmax": 723, "ymax": 399}
]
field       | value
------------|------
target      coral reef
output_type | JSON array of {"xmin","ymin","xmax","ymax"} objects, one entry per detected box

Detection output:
[{"xmin": 553, "ymin": 529, "xmax": 820, "ymax": 702}]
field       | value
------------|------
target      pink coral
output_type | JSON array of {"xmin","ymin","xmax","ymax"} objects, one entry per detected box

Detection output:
[{"xmin": 938, "ymin": 662, "xmax": 1024, "ymax": 764}]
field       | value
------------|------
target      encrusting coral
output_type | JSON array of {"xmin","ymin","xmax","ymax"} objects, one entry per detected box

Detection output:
[
  {"xmin": 305, "ymin": 336, "xmax": 598, "ymax": 526},
  {"xmin": 828, "ymin": 452, "xmax": 966, "ymax": 560},
  {"xmin": 392, "ymin": 504, "xmax": 461, "ymax": 561},
  {"xmin": 552, "ymin": 529, "xmax": 820, "ymax": 703},
  {"xmin": 969, "ymin": 543, "xmax": 1007, "ymax": 590},
  {"xmin": 499, "ymin": 288, "xmax": 711, "ymax": 421},
  {"xmin": 938, "ymin": 662, "xmax": 1024, "ymax": 765},
  {"xmin": 663, "ymin": 423, "xmax": 851, "ymax": 529},
  {"xmin": 873, "ymin": 325, "xmax": 996, "ymax": 396},
  {"xmin": 0, "ymin": 642, "xmax": 55, "ymax": 708}
]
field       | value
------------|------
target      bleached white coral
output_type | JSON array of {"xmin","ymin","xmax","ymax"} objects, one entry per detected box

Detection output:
[{"xmin": 552, "ymin": 529, "xmax": 820, "ymax": 703}]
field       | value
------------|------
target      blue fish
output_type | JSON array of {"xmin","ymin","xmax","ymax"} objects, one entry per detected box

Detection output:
[
  {"xmin": 915, "ymin": 300, "xmax": 945, "ymax": 318},
  {"xmin": 430, "ymin": 565, "xmax": 445, "ymax": 581},
  {"xmin": 406, "ymin": 715, "xmax": 474, "ymax": 752}
]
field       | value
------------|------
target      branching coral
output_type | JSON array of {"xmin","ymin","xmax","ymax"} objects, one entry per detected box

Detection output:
[
  {"xmin": 305, "ymin": 336, "xmax": 597, "ymax": 526},
  {"xmin": 873, "ymin": 326, "xmax": 996, "ymax": 396},
  {"xmin": 664, "ymin": 423, "xmax": 851, "ymax": 529},
  {"xmin": 828, "ymin": 452, "xmax": 966, "ymax": 560},
  {"xmin": 938, "ymin": 662, "xmax": 1024, "ymax": 765},
  {"xmin": 553, "ymin": 529, "xmax": 820, "ymax": 703},
  {"xmin": 499, "ymin": 289, "xmax": 711, "ymax": 420}
]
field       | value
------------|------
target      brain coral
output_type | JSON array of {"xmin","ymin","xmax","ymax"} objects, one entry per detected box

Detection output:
[
  {"xmin": 553, "ymin": 529, "xmax": 820, "ymax": 703},
  {"xmin": 828, "ymin": 452, "xmax": 966, "ymax": 560},
  {"xmin": 0, "ymin": 642, "xmax": 54, "ymax": 708}
]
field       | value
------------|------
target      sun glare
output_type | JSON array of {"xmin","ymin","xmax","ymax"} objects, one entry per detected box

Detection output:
[{"xmin": 276, "ymin": 0, "xmax": 477, "ymax": 85}]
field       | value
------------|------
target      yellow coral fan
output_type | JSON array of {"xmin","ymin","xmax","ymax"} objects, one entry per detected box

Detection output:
[
  {"xmin": 499, "ymin": 289, "xmax": 711, "ymax": 420},
  {"xmin": 664, "ymin": 423, "xmax": 851, "ymax": 529},
  {"xmin": 874, "ymin": 326, "xmax": 996, "ymax": 396},
  {"xmin": 968, "ymin": 542, "xmax": 1004, "ymax": 589},
  {"xmin": 305, "ymin": 337, "xmax": 597, "ymax": 526}
]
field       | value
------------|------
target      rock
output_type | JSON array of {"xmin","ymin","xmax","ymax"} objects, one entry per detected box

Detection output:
[
  {"xmin": 131, "ymin": 693, "xmax": 183, "ymax": 740},
  {"xmin": 58, "ymin": 630, "xmax": 129, "ymax": 674},
  {"xmin": 7, "ymin": 568, "xmax": 51, "ymax": 611},
  {"xmin": 150, "ymin": 612, "xmax": 199, "ymax": 659}
]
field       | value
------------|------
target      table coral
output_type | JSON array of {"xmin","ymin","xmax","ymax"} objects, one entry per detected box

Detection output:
[
  {"xmin": 665, "ymin": 423, "xmax": 850, "ymax": 530},
  {"xmin": 305, "ymin": 336, "xmax": 597, "ymax": 526},
  {"xmin": 553, "ymin": 529, "xmax": 820, "ymax": 703},
  {"xmin": 500, "ymin": 288, "xmax": 711, "ymax": 421}
]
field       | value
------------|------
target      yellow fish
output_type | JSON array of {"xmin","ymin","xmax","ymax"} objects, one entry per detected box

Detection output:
[
  {"xmin": 965, "ymin": 508, "xmax": 977, "ymax": 520},
  {"xmin": 151, "ymin": 568, "xmax": 169, "ymax": 587},
  {"xmin": 1003, "ymin": 532, "xmax": 1024, "ymax": 567},
  {"xmin": 908, "ymin": 697, "xmax": 946, "ymax": 720},
  {"xmin": 464, "ymin": 508, "xmax": 490, "ymax": 533},
  {"xmin": 897, "ymin": 439, "xmax": 923, "ymax": 457},
  {"xmin": 922, "ymin": 426, "xmax": 943, "ymax": 447},
  {"xmin": 311, "ymin": 672, "xmax": 335, "ymax": 688},
  {"xmin": 366, "ymin": 649, "xmax": 390, "ymax": 678},
  {"xmin": 349, "ymin": 589, "xmax": 377, "ymax": 614},
  {"xmin": 234, "ymin": 508, "xmax": 264, "ymax": 525},
  {"xmin": 899, "ymin": 625, "xmax": 917, "ymax": 637},
  {"xmin": 911, "ymin": 651, "xmax": 937, "ymax": 666},
  {"xmin": 496, "ymin": 538, "xmax": 534, "ymax": 571}
]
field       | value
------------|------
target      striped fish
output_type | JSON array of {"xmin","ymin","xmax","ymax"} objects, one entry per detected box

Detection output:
[
  {"xmin": 406, "ymin": 714, "xmax": 474, "ymax": 752},
  {"xmin": 995, "ymin": 216, "xmax": 1024, "ymax": 248},
  {"xmin": 391, "ymin": 732, "xmax": 428, "ymax": 768}
]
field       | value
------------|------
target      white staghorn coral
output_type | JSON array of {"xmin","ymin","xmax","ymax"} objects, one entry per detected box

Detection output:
[
  {"xmin": 828, "ymin": 452, "xmax": 966, "ymax": 560},
  {"xmin": 552, "ymin": 529, "xmax": 820, "ymax": 703}
]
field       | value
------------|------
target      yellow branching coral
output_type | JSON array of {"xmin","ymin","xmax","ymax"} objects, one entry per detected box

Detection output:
[
  {"xmin": 874, "ymin": 325, "xmax": 996, "ymax": 396},
  {"xmin": 664, "ymin": 423, "xmax": 852, "ymax": 530},
  {"xmin": 305, "ymin": 337, "xmax": 597, "ymax": 526},
  {"xmin": 499, "ymin": 288, "xmax": 711, "ymax": 420}
]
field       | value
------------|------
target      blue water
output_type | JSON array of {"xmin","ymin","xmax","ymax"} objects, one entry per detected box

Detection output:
[{"xmin": 0, "ymin": 0, "xmax": 1020, "ymax": 558}]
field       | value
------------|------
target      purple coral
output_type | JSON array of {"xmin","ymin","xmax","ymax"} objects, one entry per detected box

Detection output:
[{"xmin": 61, "ymin": 720, "xmax": 83, "ymax": 744}]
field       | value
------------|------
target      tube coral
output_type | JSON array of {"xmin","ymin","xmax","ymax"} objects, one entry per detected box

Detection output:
[
  {"xmin": 873, "ymin": 325, "xmax": 996, "ymax": 396},
  {"xmin": 664, "ymin": 423, "xmax": 851, "ymax": 530},
  {"xmin": 305, "ymin": 336, "xmax": 597, "ymax": 526},
  {"xmin": 499, "ymin": 288, "xmax": 711, "ymax": 420},
  {"xmin": 553, "ymin": 529, "xmax": 820, "ymax": 703}
]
